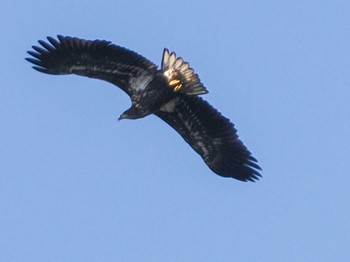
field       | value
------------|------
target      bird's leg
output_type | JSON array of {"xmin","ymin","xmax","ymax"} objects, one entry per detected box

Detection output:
[{"xmin": 169, "ymin": 79, "xmax": 182, "ymax": 92}]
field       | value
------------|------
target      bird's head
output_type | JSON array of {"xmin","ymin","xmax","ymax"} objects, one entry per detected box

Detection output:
[
  {"xmin": 118, "ymin": 106, "xmax": 148, "ymax": 121},
  {"xmin": 118, "ymin": 112, "xmax": 130, "ymax": 121}
]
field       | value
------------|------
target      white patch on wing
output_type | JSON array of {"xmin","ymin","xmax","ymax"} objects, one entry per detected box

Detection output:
[
  {"xmin": 159, "ymin": 98, "xmax": 177, "ymax": 112},
  {"xmin": 69, "ymin": 64, "xmax": 131, "ymax": 76},
  {"xmin": 197, "ymin": 141, "xmax": 210, "ymax": 157},
  {"xmin": 128, "ymin": 73, "xmax": 153, "ymax": 91}
]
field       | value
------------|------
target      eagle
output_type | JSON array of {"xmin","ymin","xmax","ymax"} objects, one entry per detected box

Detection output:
[{"xmin": 26, "ymin": 35, "xmax": 261, "ymax": 182}]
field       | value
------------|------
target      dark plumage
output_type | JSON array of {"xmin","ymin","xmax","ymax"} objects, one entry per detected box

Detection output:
[{"xmin": 26, "ymin": 35, "xmax": 261, "ymax": 181}]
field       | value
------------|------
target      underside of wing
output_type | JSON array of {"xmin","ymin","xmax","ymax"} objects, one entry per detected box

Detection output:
[
  {"xmin": 155, "ymin": 95, "xmax": 261, "ymax": 181},
  {"xmin": 26, "ymin": 35, "xmax": 157, "ymax": 95}
]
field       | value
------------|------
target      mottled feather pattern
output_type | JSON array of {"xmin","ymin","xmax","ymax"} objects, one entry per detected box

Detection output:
[
  {"xmin": 26, "ymin": 35, "xmax": 261, "ymax": 181},
  {"xmin": 156, "ymin": 95, "xmax": 261, "ymax": 181},
  {"xmin": 26, "ymin": 35, "xmax": 157, "ymax": 95}
]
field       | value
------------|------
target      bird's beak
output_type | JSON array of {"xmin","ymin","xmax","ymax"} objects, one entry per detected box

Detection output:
[{"xmin": 118, "ymin": 113, "xmax": 128, "ymax": 121}]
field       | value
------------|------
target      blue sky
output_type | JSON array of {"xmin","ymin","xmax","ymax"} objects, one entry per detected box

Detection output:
[{"xmin": 1, "ymin": 0, "xmax": 350, "ymax": 261}]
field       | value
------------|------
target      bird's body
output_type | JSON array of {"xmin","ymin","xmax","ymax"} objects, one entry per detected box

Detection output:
[
  {"xmin": 26, "ymin": 35, "xmax": 261, "ymax": 181},
  {"xmin": 119, "ymin": 71, "xmax": 176, "ymax": 119}
]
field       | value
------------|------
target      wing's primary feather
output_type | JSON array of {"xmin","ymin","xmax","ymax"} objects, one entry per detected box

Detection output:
[
  {"xmin": 156, "ymin": 95, "xmax": 261, "ymax": 181},
  {"xmin": 26, "ymin": 35, "xmax": 157, "ymax": 95}
]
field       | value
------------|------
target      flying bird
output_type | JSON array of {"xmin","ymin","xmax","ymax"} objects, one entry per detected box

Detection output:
[{"xmin": 26, "ymin": 35, "xmax": 261, "ymax": 181}]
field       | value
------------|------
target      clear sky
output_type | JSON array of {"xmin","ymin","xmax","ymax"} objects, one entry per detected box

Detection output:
[{"xmin": 1, "ymin": 0, "xmax": 350, "ymax": 261}]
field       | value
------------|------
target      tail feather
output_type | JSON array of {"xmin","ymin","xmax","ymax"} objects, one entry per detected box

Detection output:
[{"xmin": 161, "ymin": 49, "xmax": 208, "ymax": 95}]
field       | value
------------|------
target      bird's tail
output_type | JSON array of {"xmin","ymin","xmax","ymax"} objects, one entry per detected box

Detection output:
[{"xmin": 161, "ymin": 49, "xmax": 208, "ymax": 95}]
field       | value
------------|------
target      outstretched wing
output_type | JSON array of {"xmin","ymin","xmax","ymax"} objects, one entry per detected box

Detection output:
[
  {"xmin": 155, "ymin": 95, "xmax": 261, "ymax": 181},
  {"xmin": 26, "ymin": 35, "xmax": 157, "ymax": 96}
]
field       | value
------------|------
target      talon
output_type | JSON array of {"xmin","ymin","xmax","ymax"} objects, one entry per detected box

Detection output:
[
  {"xmin": 169, "ymin": 79, "xmax": 180, "ymax": 86},
  {"xmin": 174, "ymin": 84, "xmax": 182, "ymax": 91}
]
